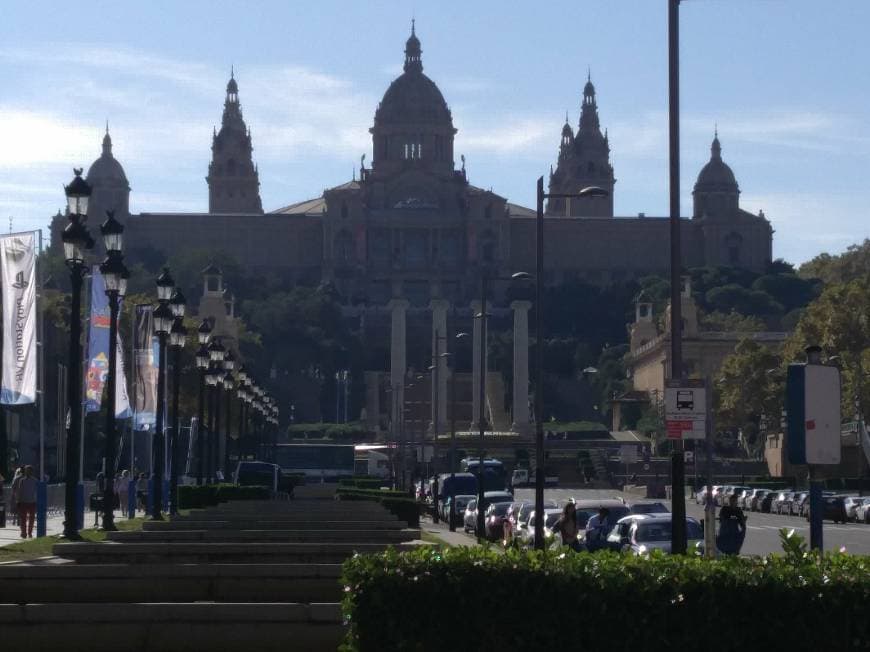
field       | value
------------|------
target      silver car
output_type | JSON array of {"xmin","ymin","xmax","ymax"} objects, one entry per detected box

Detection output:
[
  {"xmin": 462, "ymin": 498, "xmax": 478, "ymax": 533},
  {"xmin": 607, "ymin": 513, "xmax": 704, "ymax": 555}
]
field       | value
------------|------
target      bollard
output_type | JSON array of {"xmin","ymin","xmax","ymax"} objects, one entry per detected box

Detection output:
[{"xmin": 36, "ymin": 481, "xmax": 47, "ymax": 537}]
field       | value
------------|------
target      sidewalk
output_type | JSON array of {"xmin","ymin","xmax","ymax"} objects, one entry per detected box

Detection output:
[
  {"xmin": 0, "ymin": 514, "xmax": 66, "ymax": 546},
  {"xmin": 420, "ymin": 516, "xmax": 479, "ymax": 547}
]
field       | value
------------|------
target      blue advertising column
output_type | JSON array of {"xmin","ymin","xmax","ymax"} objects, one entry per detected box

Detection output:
[{"xmin": 36, "ymin": 481, "xmax": 47, "ymax": 537}]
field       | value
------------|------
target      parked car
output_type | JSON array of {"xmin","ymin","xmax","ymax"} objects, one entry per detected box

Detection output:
[
  {"xmin": 772, "ymin": 491, "xmax": 794, "ymax": 514},
  {"xmin": 573, "ymin": 499, "xmax": 631, "ymax": 545},
  {"xmin": 716, "ymin": 486, "xmax": 734, "ymax": 506},
  {"xmin": 518, "ymin": 508, "xmax": 562, "ymax": 547},
  {"xmin": 442, "ymin": 494, "xmax": 476, "ymax": 525},
  {"xmin": 630, "ymin": 502, "xmax": 669, "ymax": 515},
  {"xmin": 606, "ymin": 513, "xmax": 704, "ymax": 555},
  {"xmin": 484, "ymin": 502, "xmax": 513, "ymax": 541},
  {"xmin": 816, "ymin": 495, "xmax": 848, "ymax": 523},
  {"xmin": 481, "ymin": 490, "xmax": 514, "ymax": 510},
  {"xmin": 695, "ymin": 486, "xmax": 720, "ymax": 504},
  {"xmin": 735, "ymin": 488, "xmax": 755, "ymax": 510},
  {"xmin": 854, "ymin": 498, "xmax": 870, "ymax": 523},
  {"xmin": 842, "ymin": 496, "xmax": 863, "ymax": 522},
  {"xmin": 758, "ymin": 490, "xmax": 778, "ymax": 513},
  {"xmin": 791, "ymin": 492, "xmax": 808, "ymax": 516},
  {"xmin": 462, "ymin": 499, "xmax": 478, "ymax": 533},
  {"xmin": 513, "ymin": 501, "xmax": 557, "ymax": 540},
  {"xmin": 749, "ymin": 489, "xmax": 769, "ymax": 512}
]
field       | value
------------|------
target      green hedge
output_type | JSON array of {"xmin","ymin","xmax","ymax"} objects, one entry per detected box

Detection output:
[
  {"xmin": 335, "ymin": 487, "xmax": 419, "ymax": 527},
  {"xmin": 178, "ymin": 484, "xmax": 271, "ymax": 509},
  {"xmin": 341, "ymin": 546, "xmax": 870, "ymax": 651}
]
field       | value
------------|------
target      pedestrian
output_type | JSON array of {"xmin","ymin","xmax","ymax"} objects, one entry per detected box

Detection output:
[
  {"xmin": 136, "ymin": 472, "xmax": 148, "ymax": 512},
  {"xmin": 584, "ymin": 507, "xmax": 611, "ymax": 552},
  {"xmin": 717, "ymin": 493, "xmax": 746, "ymax": 555},
  {"xmin": 115, "ymin": 470, "xmax": 129, "ymax": 516},
  {"xmin": 553, "ymin": 501, "xmax": 582, "ymax": 551},
  {"xmin": 14, "ymin": 466, "xmax": 38, "ymax": 538},
  {"xmin": 9, "ymin": 467, "xmax": 23, "ymax": 527}
]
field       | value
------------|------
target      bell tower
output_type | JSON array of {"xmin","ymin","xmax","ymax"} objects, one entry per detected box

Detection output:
[{"xmin": 207, "ymin": 70, "xmax": 264, "ymax": 214}]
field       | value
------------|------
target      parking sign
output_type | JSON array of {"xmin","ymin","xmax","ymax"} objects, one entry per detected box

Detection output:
[{"xmin": 664, "ymin": 379, "xmax": 707, "ymax": 440}]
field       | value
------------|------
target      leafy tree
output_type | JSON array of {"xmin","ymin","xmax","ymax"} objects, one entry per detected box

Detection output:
[
  {"xmin": 751, "ymin": 273, "xmax": 819, "ymax": 313},
  {"xmin": 705, "ymin": 284, "xmax": 784, "ymax": 317},
  {"xmin": 699, "ymin": 310, "xmax": 766, "ymax": 332},
  {"xmin": 714, "ymin": 339, "xmax": 784, "ymax": 456},
  {"xmin": 799, "ymin": 239, "xmax": 870, "ymax": 284}
]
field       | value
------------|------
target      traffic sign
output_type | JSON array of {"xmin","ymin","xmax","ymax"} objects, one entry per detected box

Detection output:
[{"xmin": 665, "ymin": 379, "xmax": 707, "ymax": 440}]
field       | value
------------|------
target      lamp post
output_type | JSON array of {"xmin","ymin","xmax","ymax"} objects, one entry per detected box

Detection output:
[
  {"xmin": 204, "ymin": 363, "xmax": 220, "ymax": 482},
  {"xmin": 61, "ymin": 169, "xmax": 94, "ymax": 539},
  {"xmin": 222, "ymin": 370, "xmax": 234, "ymax": 474},
  {"xmin": 151, "ymin": 268, "xmax": 175, "ymax": 520},
  {"xmin": 444, "ymin": 337, "xmax": 463, "ymax": 531},
  {"xmin": 97, "ymin": 211, "xmax": 128, "ymax": 531},
  {"xmin": 534, "ymin": 178, "xmax": 608, "ymax": 549},
  {"xmin": 473, "ymin": 272, "xmax": 532, "ymax": 541},
  {"xmin": 168, "ymin": 291, "xmax": 187, "ymax": 515},
  {"xmin": 207, "ymin": 338, "xmax": 225, "ymax": 480},
  {"xmin": 237, "ymin": 366, "xmax": 249, "ymax": 461},
  {"xmin": 195, "ymin": 319, "xmax": 211, "ymax": 485}
]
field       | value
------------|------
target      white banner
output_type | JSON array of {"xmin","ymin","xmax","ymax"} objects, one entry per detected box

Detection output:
[
  {"xmin": 116, "ymin": 332, "xmax": 131, "ymax": 418},
  {"xmin": 0, "ymin": 232, "xmax": 36, "ymax": 404}
]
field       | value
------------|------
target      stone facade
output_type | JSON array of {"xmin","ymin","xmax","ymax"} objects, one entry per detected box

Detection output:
[{"xmin": 52, "ymin": 25, "xmax": 774, "ymax": 306}]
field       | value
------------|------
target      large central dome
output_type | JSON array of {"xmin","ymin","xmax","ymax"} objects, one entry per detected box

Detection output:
[
  {"xmin": 373, "ymin": 24, "xmax": 453, "ymax": 128},
  {"xmin": 369, "ymin": 24, "xmax": 457, "ymax": 179}
]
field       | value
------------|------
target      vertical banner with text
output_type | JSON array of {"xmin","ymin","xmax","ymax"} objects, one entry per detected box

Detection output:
[
  {"xmin": 0, "ymin": 232, "xmax": 37, "ymax": 404},
  {"xmin": 84, "ymin": 267, "xmax": 131, "ymax": 417},
  {"xmin": 133, "ymin": 305, "xmax": 158, "ymax": 429}
]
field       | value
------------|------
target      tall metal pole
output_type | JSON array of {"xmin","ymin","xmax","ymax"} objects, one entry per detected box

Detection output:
[
  {"xmin": 169, "ymin": 346, "xmax": 181, "ymax": 515},
  {"xmin": 197, "ymin": 370, "xmax": 205, "ymax": 484},
  {"xmin": 476, "ymin": 276, "xmax": 487, "ymax": 540},
  {"xmin": 449, "ymin": 351, "xmax": 457, "ymax": 531},
  {"xmin": 225, "ymin": 385, "xmax": 232, "ymax": 474},
  {"xmin": 431, "ymin": 329, "xmax": 440, "ymax": 524},
  {"xmin": 704, "ymin": 376, "xmax": 716, "ymax": 557},
  {"xmin": 37, "ymin": 229, "xmax": 47, "ymax": 536},
  {"xmin": 207, "ymin": 382, "xmax": 215, "ymax": 482},
  {"xmin": 534, "ymin": 176, "xmax": 545, "ymax": 550},
  {"xmin": 214, "ymin": 384, "xmax": 222, "ymax": 478},
  {"xmin": 151, "ymin": 331, "xmax": 167, "ymax": 520},
  {"xmin": 63, "ymin": 266, "xmax": 85, "ymax": 538},
  {"xmin": 668, "ymin": 0, "xmax": 687, "ymax": 555},
  {"xmin": 101, "ymin": 291, "xmax": 120, "ymax": 530}
]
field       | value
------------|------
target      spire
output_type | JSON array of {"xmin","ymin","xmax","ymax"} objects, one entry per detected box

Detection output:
[
  {"xmin": 102, "ymin": 122, "xmax": 112, "ymax": 157},
  {"xmin": 711, "ymin": 129, "xmax": 722, "ymax": 161},
  {"xmin": 404, "ymin": 20, "xmax": 422, "ymax": 73},
  {"xmin": 578, "ymin": 70, "xmax": 601, "ymax": 134}
]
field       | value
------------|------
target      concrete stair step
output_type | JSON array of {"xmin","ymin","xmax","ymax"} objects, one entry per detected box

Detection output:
[
  {"xmin": 180, "ymin": 509, "xmax": 393, "ymax": 521},
  {"xmin": 0, "ymin": 563, "xmax": 343, "ymax": 603},
  {"xmin": 52, "ymin": 541, "xmax": 426, "ymax": 564},
  {"xmin": 0, "ymin": 602, "xmax": 343, "ymax": 651},
  {"xmin": 144, "ymin": 519, "xmax": 405, "ymax": 531},
  {"xmin": 106, "ymin": 528, "xmax": 420, "ymax": 543}
]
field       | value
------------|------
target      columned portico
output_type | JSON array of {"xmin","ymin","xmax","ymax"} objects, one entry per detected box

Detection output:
[
  {"xmin": 430, "ymin": 299, "xmax": 449, "ymax": 433},
  {"xmin": 510, "ymin": 300, "xmax": 532, "ymax": 434}
]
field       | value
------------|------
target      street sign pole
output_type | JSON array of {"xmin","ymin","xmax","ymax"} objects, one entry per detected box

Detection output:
[{"xmin": 704, "ymin": 377, "xmax": 715, "ymax": 558}]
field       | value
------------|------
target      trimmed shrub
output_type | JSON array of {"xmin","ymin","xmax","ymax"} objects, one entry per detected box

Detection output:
[
  {"xmin": 178, "ymin": 484, "xmax": 271, "ymax": 509},
  {"xmin": 335, "ymin": 487, "xmax": 419, "ymax": 527},
  {"xmin": 339, "ymin": 478, "xmax": 390, "ymax": 490},
  {"xmin": 341, "ymin": 546, "xmax": 870, "ymax": 651}
]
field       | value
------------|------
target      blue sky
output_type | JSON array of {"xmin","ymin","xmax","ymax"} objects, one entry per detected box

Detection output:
[{"xmin": 2, "ymin": 0, "xmax": 868, "ymax": 264}]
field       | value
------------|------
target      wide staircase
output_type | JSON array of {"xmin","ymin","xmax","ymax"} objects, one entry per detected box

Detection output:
[{"xmin": 0, "ymin": 487, "xmax": 421, "ymax": 651}]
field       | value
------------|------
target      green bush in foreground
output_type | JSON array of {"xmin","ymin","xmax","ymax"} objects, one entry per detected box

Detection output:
[
  {"xmin": 178, "ymin": 484, "xmax": 271, "ymax": 509},
  {"xmin": 341, "ymin": 540, "xmax": 870, "ymax": 651},
  {"xmin": 335, "ymin": 487, "xmax": 419, "ymax": 527}
]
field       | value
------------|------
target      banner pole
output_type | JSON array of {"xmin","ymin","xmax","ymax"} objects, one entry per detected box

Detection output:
[{"xmin": 36, "ymin": 230, "xmax": 47, "ymax": 536}]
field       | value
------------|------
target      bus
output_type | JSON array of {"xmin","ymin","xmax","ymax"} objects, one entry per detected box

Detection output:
[
  {"xmin": 461, "ymin": 458, "xmax": 507, "ymax": 491},
  {"xmin": 273, "ymin": 443, "xmax": 355, "ymax": 481},
  {"xmin": 354, "ymin": 445, "xmax": 391, "ymax": 479}
]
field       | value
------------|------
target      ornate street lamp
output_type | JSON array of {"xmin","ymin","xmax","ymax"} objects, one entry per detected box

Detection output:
[
  {"xmin": 61, "ymin": 169, "xmax": 94, "ymax": 539},
  {"xmin": 204, "ymin": 363, "xmax": 220, "ymax": 482},
  {"xmin": 222, "ymin": 370, "xmax": 234, "ymax": 474},
  {"xmin": 195, "ymin": 319, "xmax": 212, "ymax": 484},
  {"xmin": 150, "ymin": 267, "xmax": 174, "ymax": 520},
  {"xmin": 168, "ymin": 305, "xmax": 187, "ymax": 515},
  {"xmin": 207, "ymin": 338, "xmax": 225, "ymax": 481},
  {"xmin": 97, "ymin": 210, "xmax": 127, "ymax": 531}
]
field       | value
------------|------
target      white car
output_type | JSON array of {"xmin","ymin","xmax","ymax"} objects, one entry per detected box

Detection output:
[
  {"xmin": 462, "ymin": 499, "xmax": 478, "ymax": 533},
  {"xmin": 842, "ymin": 496, "xmax": 865, "ymax": 522},
  {"xmin": 518, "ymin": 507, "xmax": 563, "ymax": 547},
  {"xmin": 854, "ymin": 498, "xmax": 870, "ymax": 523},
  {"xmin": 606, "ymin": 513, "xmax": 705, "ymax": 555}
]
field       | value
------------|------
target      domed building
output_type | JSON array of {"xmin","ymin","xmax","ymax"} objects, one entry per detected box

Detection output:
[{"xmin": 49, "ymin": 25, "xmax": 774, "ymax": 432}]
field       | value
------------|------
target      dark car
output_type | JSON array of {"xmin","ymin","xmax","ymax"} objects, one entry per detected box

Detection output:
[
  {"xmin": 808, "ymin": 495, "xmax": 849, "ymax": 524},
  {"xmin": 757, "ymin": 490, "xmax": 777, "ymax": 513},
  {"xmin": 484, "ymin": 502, "xmax": 513, "ymax": 541}
]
